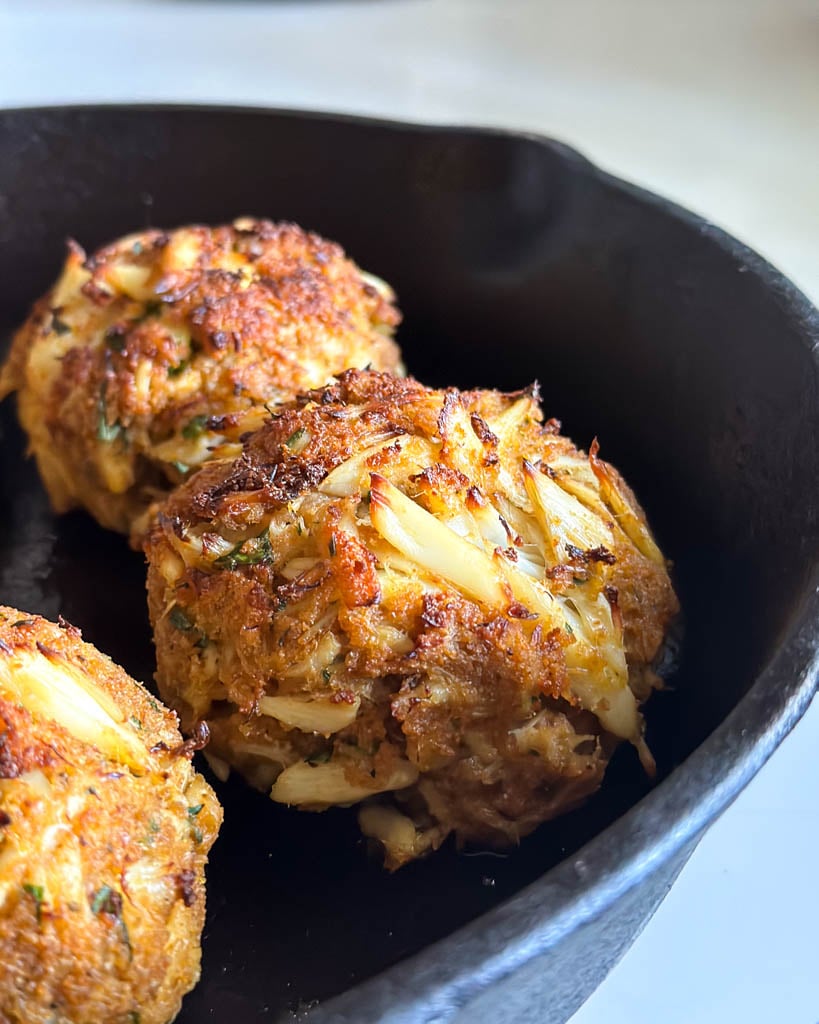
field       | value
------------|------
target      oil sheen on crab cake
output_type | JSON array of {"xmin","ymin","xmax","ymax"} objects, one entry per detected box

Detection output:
[
  {"xmin": 0, "ymin": 608, "xmax": 221, "ymax": 1024},
  {"xmin": 146, "ymin": 370, "xmax": 678, "ymax": 869},
  {"xmin": 0, "ymin": 219, "xmax": 402, "ymax": 543}
]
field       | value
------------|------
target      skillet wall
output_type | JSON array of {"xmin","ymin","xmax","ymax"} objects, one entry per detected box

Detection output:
[
  {"xmin": 0, "ymin": 107, "xmax": 817, "ymax": 1018},
  {"xmin": 2, "ymin": 107, "xmax": 817, "ymax": 748}
]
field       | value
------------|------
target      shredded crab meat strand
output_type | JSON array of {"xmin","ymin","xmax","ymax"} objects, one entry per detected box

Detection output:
[
  {"xmin": 369, "ymin": 473, "xmax": 546, "ymax": 620},
  {"xmin": 484, "ymin": 395, "xmax": 535, "ymax": 442},
  {"xmin": 279, "ymin": 556, "xmax": 321, "ymax": 581},
  {"xmin": 318, "ymin": 433, "xmax": 409, "ymax": 497},
  {"xmin": 523, "ymin": 459, "xmax": 613, "ymax": 564},
  {"xmin": 279, "ymin": 629, "xmax": 342, "ymax": 679},
  {"xmin": 270, "ymin": 759, "xmax": 418, "ymax": 807},
  {"xmin": 0, "ymin": 648, "xmax": 149, "ymax": 771},
  {"xmin": 258, "ymin": 694, "xmax": 360, "ymax": 736},
  {"xmin": 589, "ymin": 441, "xmax": 665, "ymax": 566},
  {"xmin": 151, "ymin": 429, "xmax": 228, "ymax": 471}
]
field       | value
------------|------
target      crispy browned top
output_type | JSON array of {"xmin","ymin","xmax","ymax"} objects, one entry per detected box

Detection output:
[{"xmin": 0, "ymin": 220, "xmax": 402, "ymax": 537}]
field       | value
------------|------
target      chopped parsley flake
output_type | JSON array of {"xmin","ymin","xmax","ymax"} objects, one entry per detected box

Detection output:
[
  {"xmin": 182, "ymin": 414, "xmax": 208, "ymax": 440},
  {"xmin": 284, "ymin": 426, "xmax": 308, "ymax": 450},
  {"xmin": 307, "ymin": 749, "xmax": 332, "ymax": 765},
  {"xmin": 87, "ymin": 887, "xmax": 132, "ymax": 957},
  {"xmin": 215, "ymin": 531, "xmax": 273, "ymax": 570},
  {"xmin": 169, "ymin": 606, "xmax": 195, "ymax": 632},
  {"xmin": 91, "ymin": 884, "xmax": 121, "ymax": 916},
  {"xmin": 22, "ymin": 883, "xmax": 44, "ymax": 923},
  {"xmin": 167, "ymin": 358, "xmax": 190, "ymax": 378},
  {"xmin": 187, "ymin": 804, "xmax": 203, "ymax": 817},
  {"xmin": 97, "ymin": 383, "xmax": 123, "ymax": 443},
  {"xmin": 121, "ymin": 917, "xmax": 133, "ymax": 960}
]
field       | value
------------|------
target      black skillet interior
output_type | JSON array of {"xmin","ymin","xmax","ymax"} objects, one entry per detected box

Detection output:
[{"xmin": 0, "ymin": 107, "xmax": 817, "ymax": 1021}]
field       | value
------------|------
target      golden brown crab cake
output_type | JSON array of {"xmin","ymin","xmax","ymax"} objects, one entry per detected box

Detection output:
[
  {"xmin": 0, "ymin": 220, "xmax": 402, "ymax": 542},
  {"xmin": 145, "ymin": 370, "xmax": 678, "ymax": 869},
  {"xmin": 0, "ymin": 607, "xmax": 221, "ymax": 1024}
]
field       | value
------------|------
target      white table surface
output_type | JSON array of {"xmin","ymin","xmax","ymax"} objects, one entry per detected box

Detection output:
[{"xmin": 0, "ymin": 2, "xmax": 817, "ymax": 1022}]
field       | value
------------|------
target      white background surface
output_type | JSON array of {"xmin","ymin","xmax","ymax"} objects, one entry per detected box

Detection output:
[{"xmin": 0, "ymin": 3, "xmax": 817, "ymax": 1022}]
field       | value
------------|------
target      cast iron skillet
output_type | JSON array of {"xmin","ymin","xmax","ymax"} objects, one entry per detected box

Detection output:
[{"xmin": 0, "ymin": 106, "xmax": 817, "ymax": 1024}]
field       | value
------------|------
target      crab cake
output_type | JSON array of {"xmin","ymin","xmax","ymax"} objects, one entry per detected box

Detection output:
[
  {"xmin": 0, "ymin": 219, "xmax": 402, "ymax": 542},
  {"xmin": 145, "ymin": 370, "xmax": 678, "ymax": 869},
  {"xmin": 0, "ymin": 607, "xmax": 221, "ymax": 1024}
]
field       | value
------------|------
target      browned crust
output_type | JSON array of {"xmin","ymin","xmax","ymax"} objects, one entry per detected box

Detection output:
[
  {"xmin": 1, "ymin": 221, "xmax": 402, "ymax": 538},
  {"xmin": 146, "ymin": 370, "xmax": 678, "ymax": 866},
  {"xmin": 0, "ymin": 607, "xmax": 222, "ymax": 1024}
]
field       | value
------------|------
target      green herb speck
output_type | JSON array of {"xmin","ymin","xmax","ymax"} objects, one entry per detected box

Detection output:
[
  {"xmin": 187, "ymin": 804, "xmax": 203, "ymax": 818},
  {"xmin": 51, "ymin": 315, "xmax": 71, "ymax": 336},
  {"xmin": 284, "ymin": 426, "xmax": 307, "ymax": 450},
  {"xmin": 307, "ymin": 749, "xmax": 332, "ymax": 765},
  {"xmin": 97, "ymin": 383, "xmax": 123, "ymax": 443},
  {"xmin": 171, "ymin": 461, "xmax": 189, "ymax": 475},
  {"xmin": 182, "ymin": 414, "xmax": 208, "ymax": 440},
  {"xmin": 215, "ymin": 531, "xmax": 273, "ymax": 570},
  {"xmin": 23, "ymin": 883, "xmax": 44, "ymax": 924},
  {"xmin": 120, "ymin": 917, "xmax": 133, "ymax": 960},
  {"xmin": 91, "ymin": 884, "xmax": 120, "ymax": 916},
  {"xmin": 169, "ymin": 606, "xmax": 194, "ymax": 632},
  {"xmin": 167, "ymin": 358, "xmax": 190, "ymax": 378}
]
